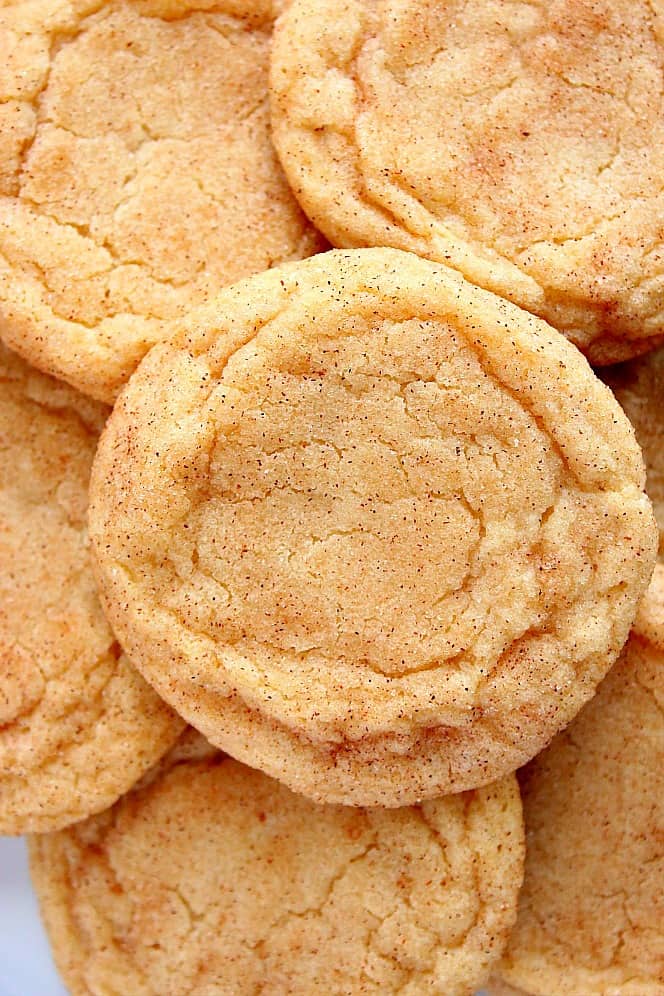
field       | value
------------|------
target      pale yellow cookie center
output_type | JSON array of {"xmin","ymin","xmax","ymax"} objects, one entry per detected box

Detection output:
[
  {"xmin": 356, "ymin": 0, "xmax": 663, "ymax": 256},
  {"xmin": 274, "ymin": 0, "xmax": 664, "ymax": 355},
  {"xmin": 38, "ymin": 756, "xmax": 520, "ymax": 994},
  {"xmin": 161, "ymin": 316, "xmax": 567, "ymax": 682},
  {"xmin": 0, "ymin": 1, "xmax": 309, "ymax": 327}
]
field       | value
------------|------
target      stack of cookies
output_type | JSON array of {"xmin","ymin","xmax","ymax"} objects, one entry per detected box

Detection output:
[{"xmin": 1, "ymin": 1, "xmax": 662, "ymax": 994}]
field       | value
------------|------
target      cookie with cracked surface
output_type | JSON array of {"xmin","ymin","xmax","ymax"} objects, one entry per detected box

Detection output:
[
  {"xmin": 0, "ymin": 0, "xmax": 324, "ymax": 403},
  {"xmin": 89, "ymin": 247, "xmax": 657, "ymax": 806},
  {"xmin": 29, "ymin": 731, "xmax": 525, "ymax": 996},
  {"xmin": 271, "ymin": 0, "xmax": 664, "ymax": 364},
  {"xmin": 0, "ymin": 343, "xmax": 184, "ymax": 834},
  {"xmin": 602, "ymin": 344, "xmax": 664, "ymax": 560},
  {"xmin": 494, "ymin": 565, "xmax": 664, "ymax": 996}
]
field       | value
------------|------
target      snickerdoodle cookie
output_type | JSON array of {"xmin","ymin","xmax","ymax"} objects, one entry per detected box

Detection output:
[
  {"xmin": 493, "ymin": 565, "xmax": 664, "ymax": 996},
  {"xmin": 271, "ymin": 0, "xmax": 664, "ymax": 364},
  {"xmin": 0, "ymin": 0, "xmax": 323, "ymax": 403},
  {"xmin": 89, "ymin": 248, "xmax": 657, "ymax": 807},
  {"xmin": 603, "ymin": 345, "xmax": 664, "ymax": 559},
  {"xmin": 0, "ymin": 343, "xmax": 183, "ymax": 834},
  {"xmin": 29, "ymin": 731, "xmax": 524, "ymax": 996}
]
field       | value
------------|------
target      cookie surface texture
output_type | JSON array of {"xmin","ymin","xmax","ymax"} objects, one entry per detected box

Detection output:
[
  {"xmin": 271, "ymin": 0, "xmax": 664, "ymax": 363},
  {"xmin": 29, "ymin": 733, "xmax": 525, "ymax": 996},
  {"xmin": 603, "ymin": 345, "xmax": 664, "ymax": 559},
  {"xmin": 496, "ymin": 565, "xmax": 664, "ymax": 996},
  {"xmin": 0, "ymin": 343, "xmax": 183, "ymax": 834},
  {"xmin": 0, "ymin": 0, "xmax": 323, "ymax": 402},
  {"xmin": 89, "ymin": 247, "xmax": 657, "ymax": 806}
]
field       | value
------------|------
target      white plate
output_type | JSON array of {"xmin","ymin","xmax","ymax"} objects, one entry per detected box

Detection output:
[{"xmin": 0, "ymin": 837, "xmax": 66, "ymax": 996}]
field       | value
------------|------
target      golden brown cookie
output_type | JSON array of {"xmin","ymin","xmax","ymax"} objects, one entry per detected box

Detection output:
[
  {"xmin": 495, "ymin": 565, "xmax": 664, "ymax": 996},
  {"xmin": 0, "ymin": 0, "xmax": 323, "ymax": 402},
  {"xmin": 0, "ymin": 343, "xmax": 183, "ymax": 834},
  {"xmin": 29, "ymin": 731, "xmax": 525, "ymax": 996},
  {"xmin": 89, "ymin": 248, "xmax": 657, "ymax": 807},
  {"xmin": 602, "ymin": 345, "xmax": 664, "ymax": 559},
  {"xmin": 271, "ymin": 0, "xmax": 664, "ymax": 364}
]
